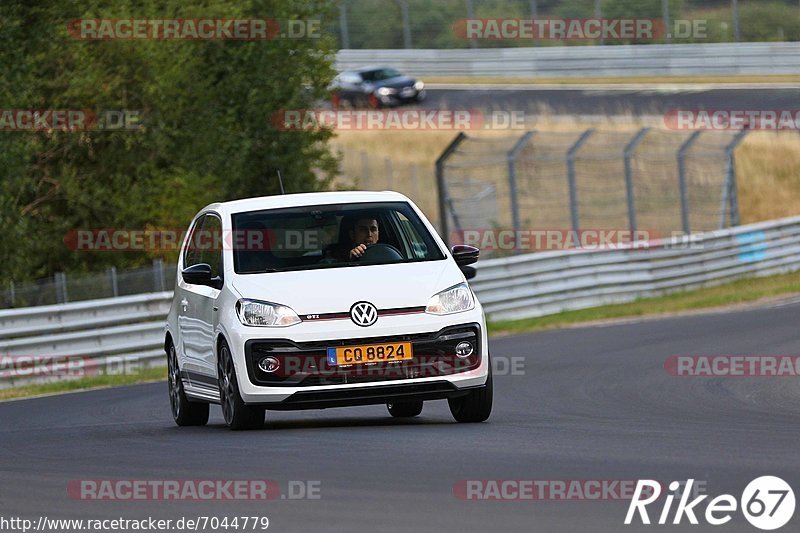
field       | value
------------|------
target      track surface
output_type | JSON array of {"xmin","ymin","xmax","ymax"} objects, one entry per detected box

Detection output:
[
  {"xmin": 425, "ymin": 87, "xmax": 800, "ymax": 115},
  {"xmin": 2, "ymin": 299, "xmax": 799, "ymax": 532}
]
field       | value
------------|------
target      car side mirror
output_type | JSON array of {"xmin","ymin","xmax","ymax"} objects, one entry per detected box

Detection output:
[
  {"xmin": 461, "ymin": 265, "xmax": 477, "ymax": 280},
  {"xmin": 452, "ymin": 245, "xmax": 479, "ymax": 266},
  {"xmin": 452, "ymin": 245, "xmax": 479, "ymax": 280},
  {"xmin": 182, "ymin": 263, "xmax": 218, "ymax": 288}
]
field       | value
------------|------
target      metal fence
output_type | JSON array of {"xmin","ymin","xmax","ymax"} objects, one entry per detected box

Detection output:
[
  {"xmin": 436, "ymin": 128, "xmax": 749, "ymax": 255},
  {"xmin": 1, "ymin": 259, "xmax": 176, "ymax": 309},
  {"xmin": 334, "ymin": 0, "xmax": 800, "ymax": 50}
]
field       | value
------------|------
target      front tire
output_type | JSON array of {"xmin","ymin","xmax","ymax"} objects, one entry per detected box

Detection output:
[
  {"xmin": 387, "ymin": 401, "xmax": 423, "ymax": 418},
  {"xmin": 218, "ymin": 340, "xmax": 265, "ymax": 431},
  {"xmin": 448, "ymin": 363, "xmax": 493, "ymax": 423},
  {"xmin": 168, "ymin": 343, "xmax": 209, "ymax": 427}
]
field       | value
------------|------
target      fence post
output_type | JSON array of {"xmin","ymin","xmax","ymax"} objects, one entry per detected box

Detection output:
[
  {"xmin": 436, "ymin": 132, "xmax": 468, "ymax": 246},
  {"xmin": 529, "ymin": 0, "xmax": 539, "ymax": 46},
  {"xmin": 9, "ymin": 281, "xmax": 15, "ymax": 307},
  {"xmin": 465, "ymin": 0, "xmax": 478, "ymax": 49},
  {"xmin": 107, "ymin": 266, "xmax": 119, "ymax": 297},
  {"xmin": 594, "ymin": 0, "xmax": 604, "ymax": 45},
  {"xmin": 55, "ymin": 272, "xmax": 68, "ymax": 303},
  {"xmin": 623, "ymin": 127, "xmax": 650, "ymax": 233},
  {"xmin": 662, "ymin": 0, "xmax": 671, "ymax": 43},
  {"xmin": 566, "ymin": 129, "xmax": 595, "ymax": 232},
  {"xmin": 507, "ymin": 131, "xmax": 535, "ymax": 253},
  {"xmin": 360, "ymin": 151, "xmax": 370, "ymax": 189},
  {"xmin": 399, "ymin": 0, "xmax": 412, "ymax": 49},
  {"xmin": 338, "ymin": 0, "xmax": 350, "ymax": 49},
  {"xmin": 677, "ymin": 131, "xmax": 702, "ymax": 234},
  {"xmin": 153, "ymin": 259, "xmax": 166, "ymax": 292},
  {"xmin": 721, "ymin": 128, "xmax": 749, "ymax": 228},
  {"xmin": 732, "ymin": 0, "xmax": 741, "ymax": 42}
]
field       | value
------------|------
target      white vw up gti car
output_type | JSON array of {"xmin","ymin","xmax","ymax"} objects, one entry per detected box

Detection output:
[{"xmin": 165, "ymin": 191, "xmax": 491, "ymax": 430}]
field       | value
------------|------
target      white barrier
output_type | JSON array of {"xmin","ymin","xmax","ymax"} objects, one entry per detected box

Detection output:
[{"xmin": 336, "ymin": 42, "xmax": 800, "ymax": 78}]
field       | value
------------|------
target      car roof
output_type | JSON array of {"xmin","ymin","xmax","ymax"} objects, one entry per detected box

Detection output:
[
  {"xmin": 201, "ymin": 190, "xmax": 412, "ymax": 217},
  {"xmin": 347, "ymin": 66, "xmax": 396, "ymax": 74}
]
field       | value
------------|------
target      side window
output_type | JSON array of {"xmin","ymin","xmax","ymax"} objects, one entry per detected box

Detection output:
[
  {"xmin": 197, "ymin": 215, "xmax": 223, "ymax": 279},
  {"xmin": 183, "ymin": 216, "xmax": 205, "ymax": 268},
  {"xmin": 397, "ymin": 212, "xmax": 429, "ymax": 259},
  {"xmin": 343, "ymin": 73, "xmax": 362, "ymax": 84}
]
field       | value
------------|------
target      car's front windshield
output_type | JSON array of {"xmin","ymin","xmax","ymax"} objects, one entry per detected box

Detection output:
[
  {"xmin": 360, "ymin": 68, "xmax": 401, "ymax": 82},
  {"xmin": 231, "ymin": 201, "xmax": 444, "ymax": 274}
]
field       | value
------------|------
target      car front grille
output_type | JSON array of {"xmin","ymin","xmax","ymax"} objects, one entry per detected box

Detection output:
[{"xmin": 244, "ymin": 324, "xmax": 481, "ymax": 387}]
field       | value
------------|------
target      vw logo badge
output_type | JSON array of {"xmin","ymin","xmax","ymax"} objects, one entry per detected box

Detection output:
[{"xmin": 350, "ymin": 301, "xmax": 378, "ymax": 327}]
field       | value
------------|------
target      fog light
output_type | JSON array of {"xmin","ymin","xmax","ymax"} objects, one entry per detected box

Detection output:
[
  {"xmin": 258, "ymin": 356, "xmax": 280, "ymax": 373},
  {"xmin": 455, "ymin": 341, "xmax": 474, "ymax": 358}
]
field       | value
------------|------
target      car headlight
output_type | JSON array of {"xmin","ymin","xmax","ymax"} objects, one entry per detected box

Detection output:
[
  {"xmin": 414, "ymin": 81, "xmax": 424, "ymax": 91},
  {"xmin": 236, "ymin": 299, "xmax": 301, "ymax": 327},
  {"xmin": 376, "ymin": 87, "xmax": 395, "ymax": 96},
  {"xmin": 425, "ymin": 283, "xmax": 475, "ymax": 315}
]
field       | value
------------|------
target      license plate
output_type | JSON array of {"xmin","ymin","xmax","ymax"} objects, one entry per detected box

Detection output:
[
  {"xmin": 401, "ymin": 88, "xmax": 415, "ymax": 97},
  {"xmin": 327, "ymin": 342, "xmax": 413, "ymax": 366}
]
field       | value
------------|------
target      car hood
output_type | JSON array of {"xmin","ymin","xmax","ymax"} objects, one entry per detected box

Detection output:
[{"xmin": 231, "ymin": 260, "xmax": 460, "ymax": 315}]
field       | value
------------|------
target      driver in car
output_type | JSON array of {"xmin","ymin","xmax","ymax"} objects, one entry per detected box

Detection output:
[
  {"xmin": 347, "ymin": 216, "xmax": 379, "ymax": 259},
  {"xmin": 326, "ymin": 214, "xmax": 380, "ymax": 262}
]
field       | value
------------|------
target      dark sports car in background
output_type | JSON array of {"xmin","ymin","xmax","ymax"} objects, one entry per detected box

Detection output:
[{"xmin": 330, "ymin": 66, "xmax": 426, "ymax": 109}]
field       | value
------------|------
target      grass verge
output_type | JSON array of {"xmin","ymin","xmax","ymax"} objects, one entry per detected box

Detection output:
[
  {"xmin": 0, "ymin": 365, "xmax": 166, "ymax": 402},
  {"xmin": 488, "ymin": 270, "xmax": 800, "ymax": 336}
]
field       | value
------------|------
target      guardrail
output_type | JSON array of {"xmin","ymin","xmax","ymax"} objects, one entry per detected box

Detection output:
[
  {"xmin": 2, "ymin": 214, "xmax": 800, "ymax": 388},
  {"xmin": 336, "ymin": 42, "xmax": 800, "ymax": 78},
  {"xmin": 0, "ymin": 292, "xmax": 172, "ymax": 389},
  {"xmin": 471, "ymin": 215, "xmax": 800, "ymax": 321}
]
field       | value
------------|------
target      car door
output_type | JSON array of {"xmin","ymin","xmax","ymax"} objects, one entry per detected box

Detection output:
[
  {"xmin": 176, "ymin": 215, "xmax": 204, "ymax": 374},
  {"xmin": 179, "ymin": 213, "xmax": 224, "ymax": 383},
  {"xmin": 343, "ymin": 72, "xmax": 365, "ymax": 103}
]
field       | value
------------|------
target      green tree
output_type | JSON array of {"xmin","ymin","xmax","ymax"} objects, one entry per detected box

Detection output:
[{"xmin": 0, "ymin": 0, "xmax": 339, "ymax": 280}]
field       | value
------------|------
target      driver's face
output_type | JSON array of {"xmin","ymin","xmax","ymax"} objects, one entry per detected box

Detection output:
[{"xmin": 350, "ymin": 218, "xmax": 379, "ymax": 246}]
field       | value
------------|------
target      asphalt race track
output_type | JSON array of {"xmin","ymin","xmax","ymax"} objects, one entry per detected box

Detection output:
[
  {"xmin": 2, "ymin": 298, "xmax": 799, "ymax": 532},
  {"xmin": 424, "ymin": 86, "xmax": 800, "ymax": 116}
]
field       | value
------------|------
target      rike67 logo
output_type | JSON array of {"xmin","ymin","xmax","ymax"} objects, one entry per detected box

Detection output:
[{"xmin": 625, "ymin": 477, "xmax": 795, "ymax": 530}]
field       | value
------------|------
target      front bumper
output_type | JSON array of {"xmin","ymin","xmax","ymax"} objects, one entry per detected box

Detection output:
[
  {"xmin": 377, "ymin": 88, "xmax": 425, "ymax": 106},
  {"xmin": 226, "ymin": 309, "xmax": 489, "ymax": 408},
  {"xmin": 265, "ymin": 381, "xmax": 479, "ymax": 411}
]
